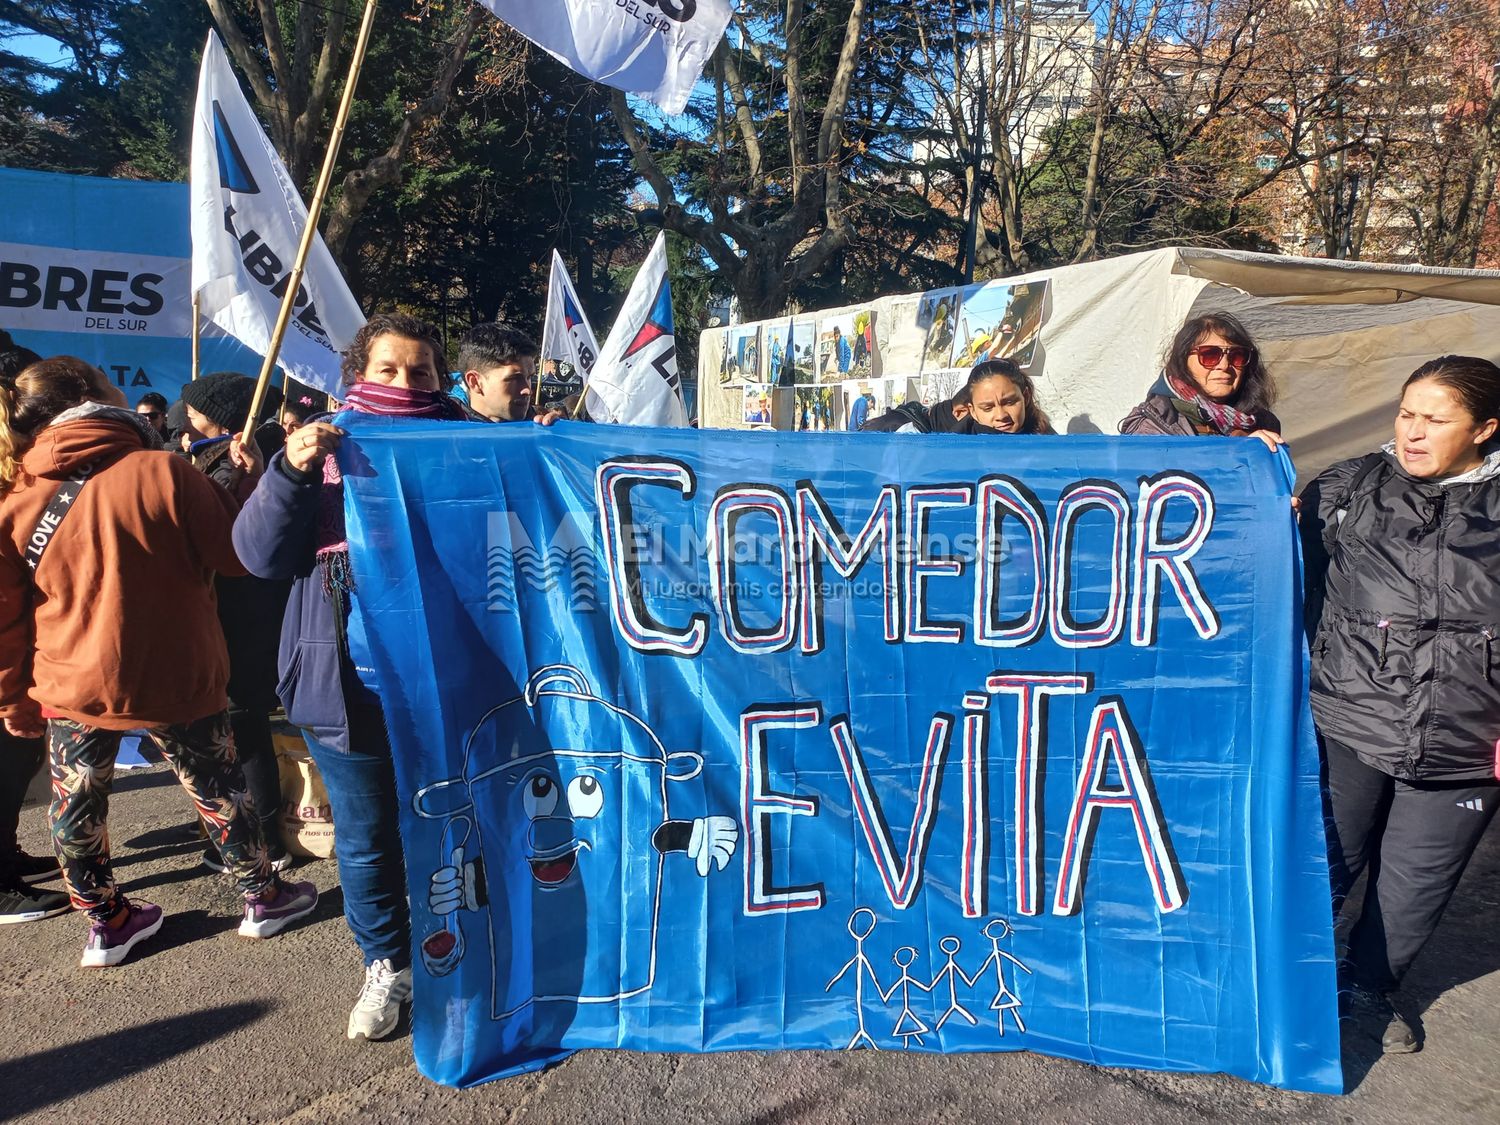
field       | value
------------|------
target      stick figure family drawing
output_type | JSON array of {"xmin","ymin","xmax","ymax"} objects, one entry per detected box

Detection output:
[{"xmin": 826, "ymin": 909, "xmax": 1032, "ymax": 1049}]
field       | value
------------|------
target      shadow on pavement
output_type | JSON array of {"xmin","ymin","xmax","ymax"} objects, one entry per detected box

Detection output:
[
  {"xmin": 110, "ymin": 841, "xmax": 201, "ymax": 871},
  {"xmin": 121, "ymin": 822, "xmax": 204, "ymax": 849},
  {"xmin": 113, "ymin": 769, "xmax": 180, "ymax": 795},
  {"xmin": 122, "ymin": 864, "xmax": 220, "ymax": 897},
  {"xmin": 743, "ymin": 1092, "xmax": 825, "ymax": 1124},
  {"xmin": 129, "ymin": 908, "xmax": 241, "ymax": 958},
  {"xmin": 0, "ymin": 1002, "xmax": 272, "ymax": 1120},
  {"xmin": 1340, "ymin": 823, "xmax": 1499, "ymax": 1093}
]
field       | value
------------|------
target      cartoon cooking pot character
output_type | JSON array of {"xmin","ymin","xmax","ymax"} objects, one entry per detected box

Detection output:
[{"xmin": 412, "ymin": 665, "xmax": 738, "ymax": 1021}]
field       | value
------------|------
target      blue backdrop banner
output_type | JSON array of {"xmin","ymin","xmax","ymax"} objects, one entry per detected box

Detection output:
[
  {"xmin": 0, "ymin": 166, "xmax": 265, "ymax": 404},
  {"xmin": 340, "ymin": 419, "xmax": 1342, "ymax": 1093}
]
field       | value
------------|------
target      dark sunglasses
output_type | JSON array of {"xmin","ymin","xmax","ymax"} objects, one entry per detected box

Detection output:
[
  {"xmin": 138, "ymin": 409, "xmax": 164, "ymax": 419},
  {"xmin": 1189, "ymin": 344, "xmax": 1251, "ymax": 369}
]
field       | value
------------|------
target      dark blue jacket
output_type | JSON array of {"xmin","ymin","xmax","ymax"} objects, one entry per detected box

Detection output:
[{"xmin": 232, "ymin": 450, "xmax": 377, "ymax": 753}]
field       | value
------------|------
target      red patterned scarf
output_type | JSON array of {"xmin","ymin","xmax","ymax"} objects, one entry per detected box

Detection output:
[
  {"xmin": 1166, "ymin": 373, "xmax": 1260, "ymax": 435},
  {"xmin": 340, "ymin": 381, "xmax": 467, "ymax": 420},
  {"xmin": 316, "ymin": 380, "xmax": 465, "ymax": 595}
]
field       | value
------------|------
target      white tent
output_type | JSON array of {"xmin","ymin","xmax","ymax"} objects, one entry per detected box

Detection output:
[{"xmin": 697, "ymin": 248, "xmax": 1500, "ymax": 478}]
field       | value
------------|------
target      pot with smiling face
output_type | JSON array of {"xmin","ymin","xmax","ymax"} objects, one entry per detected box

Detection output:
[{"xmin": 413, "ymin": 666, "xmax": 705, "ymax": 1023}]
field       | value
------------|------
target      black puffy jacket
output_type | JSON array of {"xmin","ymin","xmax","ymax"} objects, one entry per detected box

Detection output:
[
  {"xmin": 861, "ymin": 398, "xmax": 968, "ymax": 433},
  {"xmin": 1300, "ymin": 447, "xmax": 1500, "ymax": 781}
]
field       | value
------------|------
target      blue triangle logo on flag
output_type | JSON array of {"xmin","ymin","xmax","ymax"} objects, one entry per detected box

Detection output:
[
  {"xmin": 625, "ymin": 277, "xmax": 673, "ymax": 357},
  {"xmin": 563, "ymin": 289, "xmax": 586, "ymax": 331},
  {"xmin": 212, "ymin": 100, "xmax": 260, "ymax": 195}
]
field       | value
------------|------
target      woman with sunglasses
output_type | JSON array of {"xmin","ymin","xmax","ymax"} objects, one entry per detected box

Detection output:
[{"xmin": 1120, "ymin": 311, "xmax": 1283, "ymax": 450}]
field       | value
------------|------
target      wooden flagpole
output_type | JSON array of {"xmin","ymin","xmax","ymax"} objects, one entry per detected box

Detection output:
[
  {"xmin": 241, "ymin": 0, "xmax": 379, "ymax": 437},
  {"xmin": 190, "ymin": 291, "xmax": 202, "ymax": 381}
]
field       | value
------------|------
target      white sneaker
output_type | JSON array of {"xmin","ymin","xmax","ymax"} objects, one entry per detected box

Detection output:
[{"xmin": 347, "ymin": 958, "xmax": 412, "ymax": 1041}]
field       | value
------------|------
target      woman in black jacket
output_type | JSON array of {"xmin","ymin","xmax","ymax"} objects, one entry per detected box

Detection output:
[
  {"xmin": 1300, "ymin": 354, "xmax": 1500, "ymax": 1054},
  {"xmin": 863, "ymin": 360, "xmax": 1053, "ymax": 434},
  {"xmin": 182, "ymin": 372, "xmax": 292, "ymax": 873}
]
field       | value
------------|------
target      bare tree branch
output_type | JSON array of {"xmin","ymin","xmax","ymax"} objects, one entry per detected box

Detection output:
[
  {"xmin": 322, "ymin": 6, "xmax": 482, "ymax": 255},
  {"xmin": 717, "ymin": 40, "xmax": 763, "ymax": 185},
  {"xmin": 203, "ymin": 0, "xmax": 284, "ymax": 137}
]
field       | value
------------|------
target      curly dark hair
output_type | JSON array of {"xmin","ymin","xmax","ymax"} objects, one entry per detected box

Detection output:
[
  {"xmin": 967, "ymin": 358, "xmax": 1054, "ymax": 435},
  {"xmin": 340, "ymin": 312, "xmax": 450, "ymax": 389},
  {"xmin": 1163, "ymin": 311, "xmax": 1275, "ymax": 411}
]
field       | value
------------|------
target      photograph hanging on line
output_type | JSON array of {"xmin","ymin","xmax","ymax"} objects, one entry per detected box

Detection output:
[
  {"xmin": 793, "ymin": 385, "xmax": 834, "ymax": 431},
  {"xmin": 762, "ymin": 321, "xmax": 795, "ymax": 385},
  {"xmin": 742, "ymin": 384, "xmax": 774, "ymax": 425},
  {"xmin": 919, "ymin": 370, "xmax": 965, "ymax": 408},
  {"xmin": 949, "ymin": 280, "xmax": 1047, "ymax": 369},
  {"xmin": 837, "ymin": 378, "xmax": 889, "ymax": 431},
  {"xmin": 878, "ymin": 296, "xmax": 925, "ymax": 377},
  {"xmin": 710, "ymin": 332, "xmax": 731, "ymax": 385},
  {"xmin": 817, "ymin": 309, "xmax": 876, "ymax": 383},
  {"xmin": 917, "ymin": 286, "xmax": 975, "ymax": 370},
  {"xmin": 723, "ymin": 325, "xmax": 760, "ymax": 385},
  {"xmin": 789, "ymin": 317, "xmax": 817, "ymax": 382}
]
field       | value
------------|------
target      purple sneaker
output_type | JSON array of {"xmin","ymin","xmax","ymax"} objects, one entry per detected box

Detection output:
[
  {"xmin": 80, "ymin": 899, "xmax": 164, "ymax": 967},
  {"xmin": 239, "ymin": 879, "xmax": 318, "ymax": 939}
]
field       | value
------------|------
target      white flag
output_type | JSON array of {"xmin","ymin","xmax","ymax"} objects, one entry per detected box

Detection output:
[
  {"xmin": 478, "ymin": 0, "xmax": 731, "ymax": 116},
  {"xmin": 540, "ymin": 250, "xmax": 601, "ymax": 378},
  {"xmin": 587, "ymin": 233, "xmax": 687, "ymax": 427},
  {"xmin": 189, "ymin": 32, "xmax": 365, "ymax": 396}
]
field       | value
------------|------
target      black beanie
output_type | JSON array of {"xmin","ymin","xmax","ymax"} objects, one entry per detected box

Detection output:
[{"xmin": 182, "ymin": 371, "xmax": 283, "ymax": 432}]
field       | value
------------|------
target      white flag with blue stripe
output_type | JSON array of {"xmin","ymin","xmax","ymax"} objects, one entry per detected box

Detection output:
[{"xmin": 189, "ymin": 32, "xmax": 365, "ymax": 395}]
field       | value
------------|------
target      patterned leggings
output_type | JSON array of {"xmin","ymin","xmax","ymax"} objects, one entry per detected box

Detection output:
[{"xmin": 48, "ymin": 712, "xmax": 273, "ymax": 920}]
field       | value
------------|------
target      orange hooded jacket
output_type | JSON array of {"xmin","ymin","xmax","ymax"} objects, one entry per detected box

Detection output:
[{"xmin": 0, "ymin": 409, "xmax": 247, "ymax": 730}]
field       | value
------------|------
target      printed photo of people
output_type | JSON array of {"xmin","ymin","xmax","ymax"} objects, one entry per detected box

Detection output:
[
  {"xmin": 794, "ymin": 385, "xmax": 834, "ymax": 431},
  {"xmin": 790, "ymin": 317, "xmax": 817, "ymax": 381},
  {"xmin": 723, "ymin": 325, "xmax": 760, "ymax": 384},
  {"xmin": 839, "ymin": 380, "xmax": 885, "ymax": 431},
  {"xmin": 817, "ymin": 310, "xmax": 876, "ymax": 383},
  {"xmin": 742, "ymin": 385, "xmax": 773, "ymax": 425},
  {"xmin": 949, "ymin": 281, "xmax": 1047, "ymax": 369},
  {"xmin": 763, "ymin": 321, "xmax": 792, "ymax": 386},
  {"xmin": 918, "ymin": 286, "xmax": 973, "ymax": 369},
  {"xmin": 536, "ymin": 358, "xmax": 583, "ymax": 410}
]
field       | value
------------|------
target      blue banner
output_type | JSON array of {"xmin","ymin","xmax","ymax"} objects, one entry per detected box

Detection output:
[
  {"xmin": 340, "ymin": 420, "xmax": 1342, "ymax": 1093},
  {"xmin": 0, "ymin": 167, "xmax": 264, "ymax": 404}
]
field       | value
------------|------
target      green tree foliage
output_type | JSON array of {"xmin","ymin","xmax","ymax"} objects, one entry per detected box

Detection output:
[
  {"xmin": 613, "ymin": 0, "xmax": 961, "ymax": 319},
  {"xmin": 342, "ymin": 44, "xmax": 641, "ymax": 342},
  {"xmin": 1023, "ymin": 113, "xmax": 1275, "ymax": 265},
  {"xmin": 0, "ymin": 1, "xmax": 642, "ymax": 348},
  {"xmin": 0, "ymin": 0, "xmax": 210, "ymax": 175}
]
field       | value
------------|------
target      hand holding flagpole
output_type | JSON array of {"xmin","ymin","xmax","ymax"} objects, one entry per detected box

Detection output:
[{"xmin": 242, "ymin": 0, "xmax": 379, "ymax": 438}]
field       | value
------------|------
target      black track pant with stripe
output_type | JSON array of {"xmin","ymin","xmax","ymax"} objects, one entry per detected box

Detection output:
[{"xmin": 1324, "ymin": 737, "xmax": 1498, "ymax": 992}]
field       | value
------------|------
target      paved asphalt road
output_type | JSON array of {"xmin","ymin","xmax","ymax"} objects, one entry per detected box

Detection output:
[{"xmin": 1, "ymin": 764, "xmax": 1496, "ymax": 1123}]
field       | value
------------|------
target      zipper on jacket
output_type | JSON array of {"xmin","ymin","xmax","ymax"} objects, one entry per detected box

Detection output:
[
  {"xmin": 1485, "ymin": 628, "xmax": 1495, "ymax": 685},
  {"xmin": 1377, "ymin": 620, "xmax": 1390, "ymax": 670},
  {"xmin": 1410, "ymin": 492, "xmax": 1448, "ymax": 777}
]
